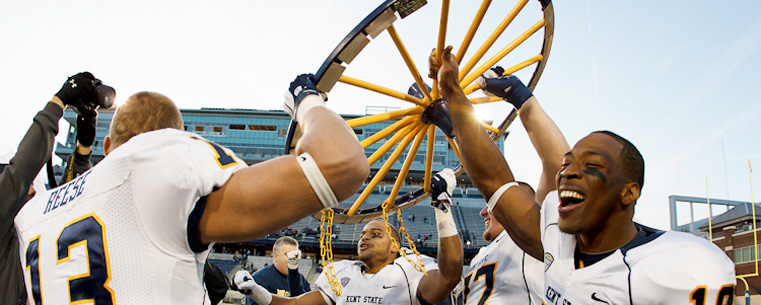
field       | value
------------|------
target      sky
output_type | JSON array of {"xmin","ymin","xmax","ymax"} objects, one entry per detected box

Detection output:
[{"xmin": 1, "ymin": 0, "xmax": 760, "ymax": 230}]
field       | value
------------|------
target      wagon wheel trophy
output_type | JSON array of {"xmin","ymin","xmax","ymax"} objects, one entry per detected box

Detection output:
[{"xmin": 285, "ymin": 0, "xmax": 554, "ymax": 295}]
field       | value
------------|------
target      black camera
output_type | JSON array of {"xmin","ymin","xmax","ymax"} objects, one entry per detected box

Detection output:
[{"xmin": 92, "ymin": 79, "xmax": 115, "ymax": 109}]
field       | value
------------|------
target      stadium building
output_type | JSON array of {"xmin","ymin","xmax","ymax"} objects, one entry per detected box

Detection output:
[{"xmin": 55, "ymin": 107, "xmax": 505, "ymax": 283}]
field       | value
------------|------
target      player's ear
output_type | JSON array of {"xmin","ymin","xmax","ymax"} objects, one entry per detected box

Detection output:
[
  {"xmin": 104, "ymin": 136, "xmax": 112, "ymax": 156},
  {"xmin": 390, "ymin": 243, "xmax": 400, "ymax": 257},
  {"xmin": 620, "ymin": 182, "xmax": 640, "ymax": 207}
]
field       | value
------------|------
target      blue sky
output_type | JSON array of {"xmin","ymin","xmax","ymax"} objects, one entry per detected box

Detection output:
[{"xmin": 1, "ymin": 1, "xmax": 759, "ymax": 230}]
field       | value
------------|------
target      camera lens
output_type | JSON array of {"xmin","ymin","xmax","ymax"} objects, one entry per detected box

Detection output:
[{"xmin": 96, "ymin": 85, "xmax": 116, "ymax": 109}]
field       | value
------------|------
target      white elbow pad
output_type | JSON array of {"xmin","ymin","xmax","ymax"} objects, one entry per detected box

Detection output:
[
  {"xmin": 297, "ymin": 152, "xmax": 339, "ymax": 209},
  {"xmin": 487, "ymin": 182, "xmax": 520, "ymax": 213}
]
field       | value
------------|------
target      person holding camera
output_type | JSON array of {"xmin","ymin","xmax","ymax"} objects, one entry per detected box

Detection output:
[{"xmin": 0, "ymin": 72, "xmax": 109, "ymax": 304}]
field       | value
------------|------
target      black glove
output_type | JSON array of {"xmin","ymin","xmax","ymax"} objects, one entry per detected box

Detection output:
[
  {"xmin": 76, "ymin": 111, "xmax": 97, "ymax": 147},
  {"xmin": 55, "ymin": 72, "xmax": 97, "ymax": 109},
  {"xmin": 283, "ymin": 73, "xmax": 326, "ymax": 121},
  {"xmin": 476, "ymin": 66, "xmax": 533, "ymax": 110},
  {"xmin": 430, "ymin": 168, "xmax": 456, "ymax": 212}
]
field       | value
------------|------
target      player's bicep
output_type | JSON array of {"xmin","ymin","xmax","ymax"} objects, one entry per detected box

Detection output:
[
  {"xmin": 199, "ymin": 155, "xmax": 322, "ymax": 244},
  {"xmin": 493, "ymin": 188, "xmax": 543, "ymax": 259},
  {"xmin": 534, "ymin": 171, "xmax": 556, "ymax": 205}
]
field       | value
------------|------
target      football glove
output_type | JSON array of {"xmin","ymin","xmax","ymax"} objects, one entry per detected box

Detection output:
[
  {"xmin": 430, "ymin": 168, "xmax": 456, "ymax": 212},
  {"xmin": 476, "ymin": 66, "xmax": 533, "ymax": 110},
  {"xmin": 283, "ymin": 73, "xmax": 326, "ymax": 122},
  {"xmin": 231, "ymin": 270, "xmax": 272, "ymax": 305}
]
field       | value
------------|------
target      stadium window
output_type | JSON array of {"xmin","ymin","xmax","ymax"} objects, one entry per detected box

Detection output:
[
  {"xmin": 212, "ymin": 126, "xmax": 223, "ymax": 136},
  {"xmin": 194, "ymin": 126, "xmax": 205, "ymax": 134},
  {"xmin": 248, "ymin": 125, "xmax": 276, "ymax": 131},
  {"xmin": 230, "ymin": 124, "xmax": 245, "ymax": 130},
  {"xmin": 277, "ymin": 129, "xmax": 286, "ymax": 138},
  {"xmin": 353, "ymin": 129, "xmax": 363, "ymax": 135},
  {"xmin": 184, "ymin": 125, "xmax": 188, "ymax": 131},
  {"xmin": 735, "ymin": 245, "xmax": 758, "ymax": 264}
]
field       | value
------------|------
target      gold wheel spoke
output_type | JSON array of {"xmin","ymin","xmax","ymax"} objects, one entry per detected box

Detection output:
[
  {"xmin": 385, "ymin": 125, "xmax": 428, "ymax": 207},
  {"xmin": 360, "ymin": 116, "xmax": 417, "ymax": 149},
  {"xmin": 339, "ymin": 75, "xmax": 427, "ymax": 107},
  {"xmin": 431, "ymin": 0, "xmax": 450, "ymax": 99},
  {"xmin": 387, "ymin": 25, "xmax": 433, "ymax": 103},
  {"xmin": 461, "ymin": 19, "xmax": 546, "ymax": 88},
  {"xmin": 309, "ymin": 0, "xmax": 552, "ymax": 220},
  {"xmin": 458, "ymin": 0, "xmax": 529, "ymax": 81},
  {"xmin": 423, "ymin": 125, "xmax": 435, "ymax": 193},
  {"xmin": 503, "ymin": 54, "xmax": 544, "ymax": 75},
  {"xmin": 368, "ymin": 121, "xmax": 420, "ymax": 166},
  {"xmin": 348, "ymin": 106, "xmax": 424, "ymax": 128},
  {"xmin": 482, "ymin": 122, "xmax": 500, "ymax": 134},
  {"xmin": 456, "ymin": 0, "xmax": 492, "ymax": 63},
  {"xmin": 349, "ymin": 122, "xmax": 424, "ymax": 216},
  {"xmin": 462, "ymin": 54, "xmax": 544, "ymax": 95}
]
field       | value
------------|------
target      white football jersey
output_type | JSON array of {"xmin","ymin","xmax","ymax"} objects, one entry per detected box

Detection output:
[
  {"xmin": 465, "ymin": 230, "xmax": 543, "ymax": 305},
  {"xmin": 540, "ymin": 191, "xmax": 736, "ymax": 305},
  {"xmin": 316, "ymin": 255, "xmax": 438, "ymax": 305},
  {"xmin": 15, "ymin": 129, "xmax": 246, "ymax": 304}
]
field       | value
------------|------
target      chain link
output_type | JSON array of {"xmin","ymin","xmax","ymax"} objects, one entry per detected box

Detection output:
[
  {"xmin": 382, "ymin": 200, "xmax": 427, "ymax": 275},
  {"xmin": 319, "ymin": 208, "xmax": 342, "ymax": 296}
]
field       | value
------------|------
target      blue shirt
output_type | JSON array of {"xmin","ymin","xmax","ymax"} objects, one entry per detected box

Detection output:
[{"xmin": 246, "ymin": 264, "xmax": 310, "ymax": 305}]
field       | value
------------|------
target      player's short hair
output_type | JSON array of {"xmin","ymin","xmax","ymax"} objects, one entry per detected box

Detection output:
[
  {"xmin": 272, "ymin": 236, "xmax": 299, "ymax": 255},
  {"xmin": 109, "ymin": 91, "xmax": 183, "ymax": 149},
  {"xmin": 592, "ymin": 131, "xmax": 645, "ymax": 190}
]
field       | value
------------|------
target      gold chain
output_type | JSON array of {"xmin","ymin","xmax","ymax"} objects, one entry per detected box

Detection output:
[
  {"xmin": 381, "ymin": 200, "xmax": 427, "ymax": 275},
  {"xmin": 319, "ymin": 208, "xmax": 342, "ymax": 296}
]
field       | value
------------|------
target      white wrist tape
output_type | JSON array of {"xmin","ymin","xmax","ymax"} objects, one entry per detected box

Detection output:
[
  {"xmin": 435, "ymin": 207, "xmax": 458, "ymax": 238},
  {"xmin": 487, "ymin": 182, "xmax": 520, "ymax": 213},
  {"xmin": 296, "ymin": 94, "xmax": 326, "ymax": 123},
  {"xmin": 249, "ymin": 283, "xmax": 273, "ymax": 305},
  {"xmin": 296, "ymin": 152, "xmax": 339, "ymax": 209}
]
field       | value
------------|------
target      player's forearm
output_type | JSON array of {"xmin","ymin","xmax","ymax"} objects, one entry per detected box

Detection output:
[
  {"xmin": 417, "ymin": 233, "xmax": 463, "ymax": 304},
  {"xmin": 517, "ymin": 97, "xmax": 569, "ymax": 201},
  {"xmin": 491, "ymin": 191, "xmax": 544, "ymax": 260},
  {"xmin": 448, "ymin": 92, "xmax": 515, "ymax": 198},
  {"xmin": 436, "ymin": 235, "xmax": 463, "ymax": 285},
  {"xmin": 448, "ymin": 92, "xmax": 543, "ymax": 259},
  {"xmin": 297, "ymin": 107, "xmax": 369, "ymax": 201}
]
